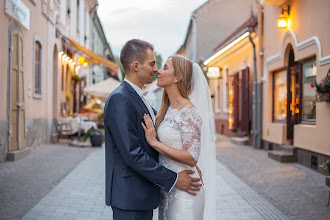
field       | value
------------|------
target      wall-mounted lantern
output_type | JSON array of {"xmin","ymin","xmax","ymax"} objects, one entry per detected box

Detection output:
[{"xmin": 277, "ymin": 4, "xmax": 290, "ymax": 28}]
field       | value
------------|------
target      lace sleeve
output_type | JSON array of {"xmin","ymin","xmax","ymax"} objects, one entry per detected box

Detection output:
[{"xmin": 178, "ymin": 108, "xmax": 202, "ymax": 162}]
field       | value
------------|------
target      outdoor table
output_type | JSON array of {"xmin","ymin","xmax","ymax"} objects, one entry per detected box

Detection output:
[{"xmin": 57, "ymin": 117, "xmax": 97, "ymax": 134}]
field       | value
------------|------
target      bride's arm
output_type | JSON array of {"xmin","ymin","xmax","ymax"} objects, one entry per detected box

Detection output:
[{"xmin": 142, "ymin": 114, "xmax": 197, "ymax": 167}]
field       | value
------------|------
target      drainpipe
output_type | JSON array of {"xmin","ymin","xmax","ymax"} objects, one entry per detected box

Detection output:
[{"xmin": 248, "ymin": 28, "xmax": 262, "ymax": 149}]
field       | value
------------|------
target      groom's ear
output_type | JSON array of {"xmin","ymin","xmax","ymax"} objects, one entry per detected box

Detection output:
[{"xmin": 131, "ymin": 61, "xmax": 139, "ymax": 72}]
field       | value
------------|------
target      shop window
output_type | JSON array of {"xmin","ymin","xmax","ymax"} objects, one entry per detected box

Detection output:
[
  {"xmin": 228, "ymin": 73, "xmax": 239, "ymax": 130},
  {"xmin": 33, "ymin": 36, "xmax": 43, "ymax": 99},
  {"xmin": 302, "ymin": 58, "xmax": 316, "ymax": 122},
  {"xmin": 215, "ymin": 78, "xmax": 221, "ymax": 113},
  {"xmin": 223, "ymin": 68, "xmax": 229, "ymax": 112},
  {"xmin": 273, "ymin": 69, "xmax": 287, "ymax": 121}
]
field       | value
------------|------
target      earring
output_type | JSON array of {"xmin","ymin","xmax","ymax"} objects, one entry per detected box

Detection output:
[{"xmin": 174, "ymin": 79, "xmax": 178, "ymax": 83}]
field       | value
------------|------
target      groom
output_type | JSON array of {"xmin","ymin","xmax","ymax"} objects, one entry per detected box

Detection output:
[{"xmin": 104, "ymin": 39, "xmax": 202, "ymax": 220}]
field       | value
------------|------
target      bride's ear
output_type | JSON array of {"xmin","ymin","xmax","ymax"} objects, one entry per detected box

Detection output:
[{"xmin": 175, "ymin": 75, "xmax": 183, "ymax": 83}]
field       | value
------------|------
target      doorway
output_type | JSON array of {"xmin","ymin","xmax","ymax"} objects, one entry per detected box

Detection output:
[
  {"xmin": 9, "ymin": 26, "xmax": 26, "ymax": 151},
  {"xmin": 286, "ymin": 46, "xmax": 301, "ymax": 141}
]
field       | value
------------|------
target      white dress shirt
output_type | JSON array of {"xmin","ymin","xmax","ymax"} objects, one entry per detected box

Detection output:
[
  {"xmin": 124, "ymin": 78, "xmax": 155, "ymax": 123},
  {"xmin": 124, "ymin": 78, "xmax": 178, "ymax": 191}
]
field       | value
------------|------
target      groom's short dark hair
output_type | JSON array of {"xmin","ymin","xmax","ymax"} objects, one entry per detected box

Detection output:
[{"xmin": 120, "ymin": 39, "xmax": 154, "ymax": 72}]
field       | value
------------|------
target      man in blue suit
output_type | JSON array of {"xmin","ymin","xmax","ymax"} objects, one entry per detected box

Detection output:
[{"xmin": 104, "ymin": 39, "xmax": 202, "ymax": 220}]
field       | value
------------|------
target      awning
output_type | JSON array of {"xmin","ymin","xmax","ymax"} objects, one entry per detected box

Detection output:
[
  {"xmin": 83, "ymin": 77, "xmax": 121, "ymax": 99},
  {"xmin": 65, "ymin": 37, "xmax": 118, "ymax": 73}
]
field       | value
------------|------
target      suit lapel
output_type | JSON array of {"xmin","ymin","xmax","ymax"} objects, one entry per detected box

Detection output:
[
  {"xmin": 152, "ymin": 107, "xmax": 157, "ymax": 116},
  {"xmin": 121, "ymin": 81, "xmax": 150, "ymax": 115}
]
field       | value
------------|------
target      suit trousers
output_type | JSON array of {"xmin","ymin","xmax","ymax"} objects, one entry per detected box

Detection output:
[{"xmin": 111, "ymin": 206, "xmax": 153, "ymax": 220}]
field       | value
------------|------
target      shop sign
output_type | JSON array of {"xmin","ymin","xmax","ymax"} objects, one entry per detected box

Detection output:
[
  {"xmin": 207, "ymin": 67, "xmax": 221, "ymax": 79},
  {"xmin": 5, "ymin": 0, "xmax": 30, "ymax": 30}
]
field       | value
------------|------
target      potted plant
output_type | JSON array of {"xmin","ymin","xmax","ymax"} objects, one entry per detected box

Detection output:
[
  {"xmin": 311, "ymin": 68, "xmax": 330, "ymax": 102},
  {"xmin": 83, "ymin": 129, "xmax": 104, "ymax": 147},
  {"xmin": 319, "ymin": 160, "xmax": 330, "ymax": 187}
]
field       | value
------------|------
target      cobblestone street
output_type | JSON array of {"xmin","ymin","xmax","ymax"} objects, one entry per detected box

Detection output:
[
  {"xmin": 215, "ymin": 135, "xmax": 330, "ymax": 220},
  {"xmin": 1, "ymin": 136, "xmax": 329, "ymax": 220}
]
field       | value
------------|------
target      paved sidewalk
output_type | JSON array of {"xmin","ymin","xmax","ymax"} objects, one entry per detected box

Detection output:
[
  {"xmin": 22, "ymin": 145, "xmax": 288, "ymax": 220},
  {"xmin": 0, "ymin": 143, "xmax": 94, "ymax": 220}
]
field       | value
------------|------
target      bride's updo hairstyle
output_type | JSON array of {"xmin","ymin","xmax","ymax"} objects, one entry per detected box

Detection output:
[{"xmin": 155, "ymin": 55, "xmax": 193, "ymax": 129}]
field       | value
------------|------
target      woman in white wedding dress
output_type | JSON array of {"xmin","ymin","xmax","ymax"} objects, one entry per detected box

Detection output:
[{"xmin": 142, "ymin": 55, "xmax": 216, "ymax": 220}]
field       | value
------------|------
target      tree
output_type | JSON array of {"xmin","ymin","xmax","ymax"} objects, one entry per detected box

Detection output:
[
  {"xmin": 115, "ymin": 56, "xmax": 125, "ymax": 80},
  {"xmin": 154, "ymin": 51, "xmax": 163, "ymax": 81}
]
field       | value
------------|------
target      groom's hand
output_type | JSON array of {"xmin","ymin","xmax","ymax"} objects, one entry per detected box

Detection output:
[{"xmin": 175, "ymin": 170, "xmax": 202, "ymax": 196}]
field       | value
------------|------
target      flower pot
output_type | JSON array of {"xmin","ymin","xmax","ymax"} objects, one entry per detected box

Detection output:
[
  {"xmin": 90, "ymin": 133, "xmax": 104, "ymax": 147},
  {"xmin": 316, "ymin": 92, "xmax": 330, "ymax": 102},
  {"xmin": 326, "ymin": 176, "xmax": 330, "ymax": 187}
]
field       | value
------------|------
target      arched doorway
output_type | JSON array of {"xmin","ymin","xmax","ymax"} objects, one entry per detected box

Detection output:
[
  {"xmin": 53, "ymin": 45, "xmax": 59, "ymax": 117},
  {"xmin": 286, "ymin": 45, "xmax": 301, "ymax": 142}
]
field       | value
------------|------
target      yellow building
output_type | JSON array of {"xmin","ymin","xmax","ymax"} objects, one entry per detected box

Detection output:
[
  {"xmin": 203, "ymin": 15, "xmax": 259, "ymax": 144},
  {"xmin": 260, "ymin": 0, "xmax": 329, "ymax": 172}
]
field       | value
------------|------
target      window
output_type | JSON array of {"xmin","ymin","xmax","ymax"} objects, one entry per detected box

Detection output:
[
  {"xmin": 302, "ymin": 58, "xmax": 316, "ymax": 122},
  {"xmin": 273, "ymin": 69, "xmax": 287, "ymax": 121},
  {"xmin": 67, "ymin": 0, "xmax": 71, "ymax": 17},
  {"xmin": 33, "ymin": 37, "xmax": 42, "ymax": 98},
  {"xmin": 215, "ymin": 78, "xmax": 221, "ymax": 113},
  {"xmin": 223, "ymin": 68, "xmax": 229, "ymax": 112},
  {"xmin": 76, "ymin": 0, "xmax": 80, "ymax": 33}
]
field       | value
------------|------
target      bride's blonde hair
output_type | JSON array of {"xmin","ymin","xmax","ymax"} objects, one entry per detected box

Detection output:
[{"xmin": 155, "ymin": 55, "xmax": 193, "ymax": 129}]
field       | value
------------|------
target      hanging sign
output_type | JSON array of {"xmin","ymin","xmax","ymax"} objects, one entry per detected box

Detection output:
[{"xmin": 5, "ymin": 0, "xmax": 31, "ymax": 30}]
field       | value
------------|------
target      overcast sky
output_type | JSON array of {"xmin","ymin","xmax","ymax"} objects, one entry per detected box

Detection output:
[{"xmin": 97, "ymin": 0, "xmax": 208, "ymax": 64}]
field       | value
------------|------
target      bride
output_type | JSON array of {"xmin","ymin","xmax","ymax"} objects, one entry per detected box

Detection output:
[{"xmin": 141, "ymin": 55, "xmax": 216, "ymax": 219}]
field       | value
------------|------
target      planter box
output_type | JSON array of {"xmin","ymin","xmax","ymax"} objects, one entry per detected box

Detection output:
[
  {"xmin": 91, "ymin": 133, "xmax": 104, "ymax": 147},
  {"xmin": 316, "ymin": 92, "xmax": 330, "ymax": 102},
  {"xmin": 326, "ymin": 176, "xmax": 330, "ymax": 187}
]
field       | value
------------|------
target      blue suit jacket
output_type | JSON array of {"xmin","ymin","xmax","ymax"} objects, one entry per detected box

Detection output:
[{"xmin": 104, "ymin": 81, "xmax": 177, "ymax": 210}]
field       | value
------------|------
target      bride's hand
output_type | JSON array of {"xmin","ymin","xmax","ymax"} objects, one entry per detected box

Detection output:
[{"xmin": 141, "ymin": 114, "xmax": 158, "ymax": 146}]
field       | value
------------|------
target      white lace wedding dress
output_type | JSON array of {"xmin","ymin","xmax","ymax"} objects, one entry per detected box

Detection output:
[{"xmin": 157, "ymin": 106, "xmax": 205, "ymax": 220}]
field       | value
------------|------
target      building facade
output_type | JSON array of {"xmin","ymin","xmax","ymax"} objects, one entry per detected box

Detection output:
[
  {"xmin": 0, "ymin": 0, "xmax": 116, "ymax": 162},
  {"xmin": 203, "ymin": 15, "xmax": 259, "ymax": 144},
  {"xmin": 178, "ymin": 0, "xmax": 257, "ymax": 63},
  {"xmin": 260, "ymin": 0, "xmax": 330, "ymax": 172}
]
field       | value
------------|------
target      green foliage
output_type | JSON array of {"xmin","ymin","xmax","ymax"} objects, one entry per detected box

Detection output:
[
  {"xmin": 314, "ymin": 76, "xmax": 330, "ymax": 94},
  {"xmin": 71, "ymin": 73, "xmax": 81, "ymax": 84},
  {"xmin": 83, "ymin": 129, "xmax": 104, "ymax": 142},
  {"xmin": 115, "ymin": 56, "xmax": 125, "ymax": 80},
  {"xmin": 320, "ymin": 160, "xmax": 330, "ymax": 175},
  {"xmin": 154, "ymin": 51, "xmax": 163, "ymax": 81},
  {"xmin": 155, "ymin": 51, "xmax": 163, "ymax": 69},
  {"xmin": 65, "ymin": 91, "xmax": 72, "ymax": 102},
  {"xmin": 115, "ymin": 51, "xmax": 163, "ymax": 81}
]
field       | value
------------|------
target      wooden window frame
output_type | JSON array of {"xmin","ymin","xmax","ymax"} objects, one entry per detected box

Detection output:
[
  {"xmin": 272, "ymin": 68, "xmax": 287, "ymax": 123},
  {"xmin": 33, "ymin": 36, "xmax": 43, "ymax": 99},
  {"xmin": 300, "ymin": 57, "xmax": 317, "ymax": 125}
]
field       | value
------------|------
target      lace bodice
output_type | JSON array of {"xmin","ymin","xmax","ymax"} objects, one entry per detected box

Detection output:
[
  {"xmin": 157, "ymin": 107, "xmax": 202, "ymax": 172},
  {"xmin": 157, "ymin": 107, "xmax": 205, "ymax": 220}
]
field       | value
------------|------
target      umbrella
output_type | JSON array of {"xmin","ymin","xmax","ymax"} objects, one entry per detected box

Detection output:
[{"xmin": 84, "ymin": 77, "xmax": 121, "ymax": 99}]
